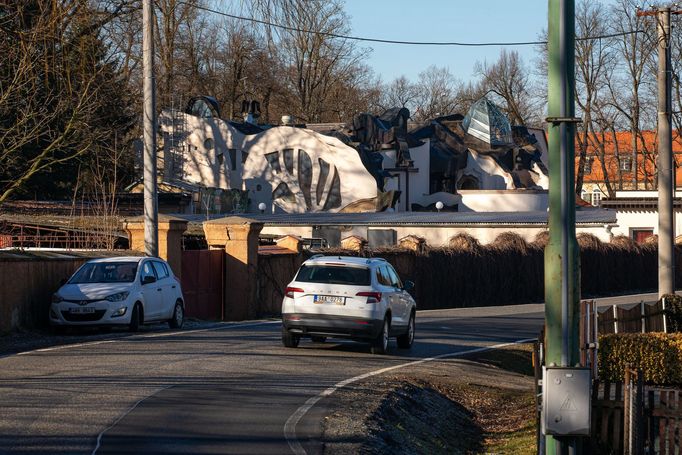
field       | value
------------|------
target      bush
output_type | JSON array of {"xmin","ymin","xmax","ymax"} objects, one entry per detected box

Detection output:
[{"xmin": 599, "ymin": 332, "xmax": 682, "ymax": 385}]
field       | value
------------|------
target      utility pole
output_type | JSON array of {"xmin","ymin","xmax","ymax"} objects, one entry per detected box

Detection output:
[
  {"xmin": 637, "ymin": 6, "xmax": 680, "ymax": 297},
  {"xmin": 143, "ymin": 0, "xmax": 158, "ymax": 257},
  {"xmin": 545, "ymin": 0, "xmax": 584, "ymax": 452}
]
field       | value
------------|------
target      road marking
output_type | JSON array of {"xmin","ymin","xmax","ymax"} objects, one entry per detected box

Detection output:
[
  {"xmin": 283, "ymin": 337, "xmax": 536, "ymax": 455},
  {"xmin": 16, "ymin": 339, "xmax": 117, "ymax": 354},
  {"xmin": 1, "ymin": 320, "xmax": 281, "ymax": 360},
  {"xmin": 91, "ymin": 385, "xmax": 173, "ymax": 455}
]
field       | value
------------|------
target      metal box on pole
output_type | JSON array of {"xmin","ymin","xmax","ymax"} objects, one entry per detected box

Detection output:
[{"xmin": 542, "ymin": 367, "xmax": 591, "ymax": 436}]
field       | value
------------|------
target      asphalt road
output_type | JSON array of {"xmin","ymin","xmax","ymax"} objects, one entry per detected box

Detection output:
[{"xmin": 0, "ymin": 293, "xmax": 660, "ymax": 455}]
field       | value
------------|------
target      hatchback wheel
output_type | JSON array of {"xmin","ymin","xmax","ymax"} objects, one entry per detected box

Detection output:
[
  {"xmin": 169, "ymin": 301, "xmax": 184, "ymax": 329},
  {"xmin": 282, "ymin": 327, "xmax": 300, "ymax": 348},
  {"xmin": 371, "ymin": 318, "xmax": 389, "ymax": 355},
  {"xmin": 397, "ymin": 312, "xmax": 415, "ymax": 349},
  {"xmin": 128, "ymin": 303, "xmax": 141, "ymax": 332}
]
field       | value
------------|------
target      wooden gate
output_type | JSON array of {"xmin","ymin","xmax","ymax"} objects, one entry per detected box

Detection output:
[{"xmin": 181, "ymin": 249, "xmax": 224, "ymax": 320}]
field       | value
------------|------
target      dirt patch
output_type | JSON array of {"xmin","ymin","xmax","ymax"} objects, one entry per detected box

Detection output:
[{"xmin": 322, "ymin": 345, "xmax": 536, "ymax": 454}]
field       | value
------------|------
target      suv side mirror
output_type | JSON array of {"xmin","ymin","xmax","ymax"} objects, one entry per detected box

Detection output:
[
  {"xmin": 142, "ymin": 275, "xmax": 156, "ymax": 285},
  {"xmin": 403, "ymin": 280, "xmax": 415, "ymax": 292}
]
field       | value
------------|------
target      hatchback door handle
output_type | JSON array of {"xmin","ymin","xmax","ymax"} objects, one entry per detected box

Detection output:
[
  {"xmin": 157, "ymin": 288, "xmax": 162, "ymax": 292},
  {"xmin": 172, "ymin": 285, "xmax": 176, "ymax": 289}
]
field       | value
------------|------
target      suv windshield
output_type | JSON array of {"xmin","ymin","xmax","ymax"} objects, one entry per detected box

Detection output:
[
  {"xmin": 69, "ymin": 262, "xmax": 138, "ymax": 284},
  {"xmin": 296, "ymin": 265, "xmax": 370, "ymax": 285}
]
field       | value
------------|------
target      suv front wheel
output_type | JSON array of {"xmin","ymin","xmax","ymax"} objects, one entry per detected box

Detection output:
[{"xmin": 397, "ymin": 312, "xmax": 415, "ymax": 349}]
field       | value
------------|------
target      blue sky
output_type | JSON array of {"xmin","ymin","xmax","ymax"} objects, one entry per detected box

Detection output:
[{"xmin": 344, "ymin": 0, "xmax": 549, "ymax": 84}]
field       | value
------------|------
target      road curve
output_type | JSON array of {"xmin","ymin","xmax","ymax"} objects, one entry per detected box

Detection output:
[{"xmin": 0, "ymin": 295, "xmax": 654, "ymax": 454}]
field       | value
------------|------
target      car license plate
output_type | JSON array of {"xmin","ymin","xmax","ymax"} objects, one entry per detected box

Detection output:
[
  {"xmin": 314, "ymin": 295, "xmax": 345, "ymax": 305},
  {"xmin": 69, "ymin": 307, "xmax": 95, "ymax": 314}
]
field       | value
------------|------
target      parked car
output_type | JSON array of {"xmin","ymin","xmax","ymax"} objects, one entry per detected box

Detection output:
[
  {"xmin": 281, "ymin": 255, "xmax": 416, "ymax": 354},
  {"xmin": 49, "ymin": 256, "xmax": 185, "ymax": 331}
]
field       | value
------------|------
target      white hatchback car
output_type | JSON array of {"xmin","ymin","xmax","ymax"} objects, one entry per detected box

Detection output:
[
  {"xmin": 49, "ymin": 256, "xmax": 185, "ymax": 331},
  {"xmin": 281, "ymin": 255, "xmax": 416, "ymax": 354}
]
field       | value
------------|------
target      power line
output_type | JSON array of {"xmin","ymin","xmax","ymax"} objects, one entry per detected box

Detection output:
[{"xmin": 187, "ymin": 2, "xmax": 643, "ymax": 47}]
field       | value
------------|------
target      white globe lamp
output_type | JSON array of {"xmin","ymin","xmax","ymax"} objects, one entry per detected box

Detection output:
[
  {"xmin": 435, "ymin": 201, "xmax": 444, "ymax": 212},
  {"xmin": 258, "ymin": 202, "xmax": 267, "ymax": 214}
]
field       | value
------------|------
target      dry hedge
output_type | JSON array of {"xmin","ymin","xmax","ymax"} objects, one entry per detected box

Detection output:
[
  {"xmin": 448, "ymin": 233, "xmax": 481, "ymax": 253},
  {"xmin": 254, "ymin": 234, "xmax": 679, "ymax": 314}
]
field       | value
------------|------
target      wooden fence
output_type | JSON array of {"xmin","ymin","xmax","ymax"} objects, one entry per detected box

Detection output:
[
  {"xmin": 591, "ymin": 375, "xmax": 682, "ymax": 454},
  {"xmin": 596, "ymin": 300, "xmax": 667, "ymax": 335},
  {"xmin": 575, "ymin": 300, "xmax": 682, "ymax": 454}
]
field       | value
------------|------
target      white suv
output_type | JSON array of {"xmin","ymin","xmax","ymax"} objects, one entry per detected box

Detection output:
[{"xmin": 281, "ymin": 255, "xmax": 416, "ymax": 354}]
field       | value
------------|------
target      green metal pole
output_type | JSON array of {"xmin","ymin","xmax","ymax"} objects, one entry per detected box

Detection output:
[{"xmin": 546, "ymin": 0, "xmax": 581, "ymax": 453}]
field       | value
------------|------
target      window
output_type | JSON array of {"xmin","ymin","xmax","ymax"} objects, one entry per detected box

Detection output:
[
  {"xmin": 583, "ymin": 157, "xmax": 593, "ymax": 174},
  {"xmin": 317, "ymin": 158, "xmax": 330, "ymax": 205},
  {"xmin": 265, "ymin": 151, "xmax": 281, "ymax": 173},
  {"xmin": 140, "ymin": 261, "xmax": 156, "ymax": 283},
  {"xmin": 591, "ymin": 189, "xmax": 602, "ymax": 207},
  {"xmin": 296, "ymin": 265, "xmax": 370, "ymax": 285},
  {"xmin": 217, "ymin": 153, "xmax": 224, "ymax": 166},
  {"xmin": 152, "ymin": 261, "xmax": 169, "ymax": 279},
  {"xmin": 620, "ymin": 157, "xmax": 632, "ymax": 172},
  {"xmin": 385, "ymin": 265, "xmax": 403, "ymax": 289},
  {"xmin": 376, "ymin": 266, "xmax": 392, "ymax": 286},
  {"xmin": 632, "ymin": 229, "xmax": 654, "ymax": 244},
  {"xmin": 580, "ymin": 190, "xmax": 589, "ymax": 205},
  {"xmin": 283, "ymin": 148, "xmax": 294, "ymax": 174},
  {"xmin": 298, "ymin": 149, "xmax": 313, "ymax": 208},
  {"xmin": 229, "ymin": 148, "xmax": 237, "ymax": 170}
]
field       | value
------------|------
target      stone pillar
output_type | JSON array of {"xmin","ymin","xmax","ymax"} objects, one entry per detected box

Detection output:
[
  {"xmin": 203, "ymin": 216, "xmax": 263, "ymax": 321},
  {"xmin": 123, "ymin": 215, "xmax": 188, "ymax": 278}
]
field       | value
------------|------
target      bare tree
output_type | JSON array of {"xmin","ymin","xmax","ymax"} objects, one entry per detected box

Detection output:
[
  {"xmin": 380, "ymin": 76, "xmax": 418, "ymax": 112},
  {"xmin": 574, "ymin": 0, "xmax": 615, "ymax": 196},
  {"xmin": 606, "ymin": 0, "xmax": 657, "ymax": 189},
  {"xmin": 251, "ymin": 0, "xmax": 370, "ymax": 122},
  {"xmin": 474, "ymin": 49, "xmax": 537, "ymax": 126},
  {"xmin": 412, "ymin": 66, "xmax": 463, "ymax": 122}
]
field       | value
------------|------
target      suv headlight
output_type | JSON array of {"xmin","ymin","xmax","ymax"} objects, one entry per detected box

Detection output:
[
  {"xmin": 105, "ymin": 291, "xmax": 130, "ymax": 302},
  {"xmin": 52, "ymin": 294, "xmax": 63, "ymax": 303}
]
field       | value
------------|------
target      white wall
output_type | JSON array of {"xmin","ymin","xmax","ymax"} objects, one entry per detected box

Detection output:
[
  {"xmin": 242, "ymin": 127, "xmax": 377, "ymax": 213},
  {"xmin": 457, "ymin": 190, "xmax": 549, "ymax": 212},
  {"xmin": 159, "ymin": 111, "xmax": 246, "ymax": 189},
  {"xmin": 611, "ymin": 210, "xmax": 682, "ymax": 238},
  {"xmin": 261, "ymin": 223, "xmax": 612, "ymax": 247}
]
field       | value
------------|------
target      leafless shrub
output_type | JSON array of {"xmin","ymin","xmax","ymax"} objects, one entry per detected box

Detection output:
[
  {"xmin": 576, "ymin": 233, "xmax": 604, "ymax": 251},
  {"xmin": 610, "ymin": 235, "xmax": 637, "ymax": 250},
  {"xmin": 533, "ymin": 230, "xmax": 550, "ymax": 248},
  {"xmin": 491, "ymin": 231, "xmax": 529, "ymax": 252},
  {"xmin": 448, "ymin": 233, "xmax": 481, "ymax": 253}
]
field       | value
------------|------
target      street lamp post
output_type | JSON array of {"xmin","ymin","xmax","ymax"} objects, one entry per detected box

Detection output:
[{"xmin": 143, "ymin": 0, "xmax": 158, "ymax": 257}]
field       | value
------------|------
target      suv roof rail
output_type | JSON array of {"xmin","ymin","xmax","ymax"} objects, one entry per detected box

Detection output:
[
  {"xmin": 366, "ymin": 257, "xmax": 386, "ymax": 263},
  {"xmin": 309, "ymin": 254, "xmax": 325, "ymax": 259}
]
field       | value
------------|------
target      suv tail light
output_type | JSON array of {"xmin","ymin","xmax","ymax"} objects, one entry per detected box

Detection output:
[
  {"xmin": 285, "ymin": 287, "xmax": 304, "ymax": 298},
  {"xmin": 357, "ymin": 291, "xmax": 382, "ymax": 304}
]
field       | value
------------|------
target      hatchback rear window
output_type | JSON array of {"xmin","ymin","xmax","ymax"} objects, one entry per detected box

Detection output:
[{"xmin": 296, "ymin": 265, "xmax": 370, "ymax": 285}]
